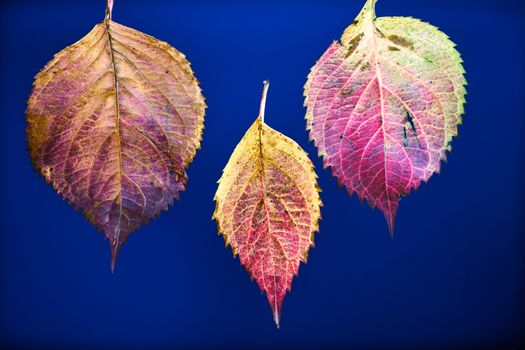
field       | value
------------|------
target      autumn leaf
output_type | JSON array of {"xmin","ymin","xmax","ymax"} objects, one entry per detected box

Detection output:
[
  {"xmin": 304, "ymin": 0, "xmax": 466, "ymax": 233},
  {"xmin": 214, "ymin": 81, "xmax": 322, "ymax": 328},
  {"xmin": 26, "ymin": 0, "xmax": 206, "ymax": 270}
]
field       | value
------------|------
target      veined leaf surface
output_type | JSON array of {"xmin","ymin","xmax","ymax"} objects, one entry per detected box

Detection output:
[
  {"xmin": 304, "ymin": 0, "xmax": 466, "ymax": 232},
  {"xmin": 26, "ymin": 0, "xmax": 206, "ymax": 270},
  {"xmin": 214, "ymin": 82, "xmax": 321, "ymax": 327}
]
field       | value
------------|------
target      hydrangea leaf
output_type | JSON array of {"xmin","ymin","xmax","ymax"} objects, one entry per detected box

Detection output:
[
  {"xmin": 214, "ymin": 81, "xmax": 322, "ymax": 328},
  {"xmin": 26, "ymin": 0, "xmax": 206, "ymax": 270},
  {"xmin": 304, "ymin": 0, "xmax": 466, "ymax": 233}
]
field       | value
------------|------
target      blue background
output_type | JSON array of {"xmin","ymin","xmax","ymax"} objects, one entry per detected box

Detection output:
[{"xmin": 1, "ymin": 0, "xmax": 524, "ymax": 348}]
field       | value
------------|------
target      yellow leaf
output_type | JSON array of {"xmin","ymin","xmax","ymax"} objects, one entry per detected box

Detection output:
[{"xmin": 214, "ymin": 81, "xmax": 321, "ymax": 328}]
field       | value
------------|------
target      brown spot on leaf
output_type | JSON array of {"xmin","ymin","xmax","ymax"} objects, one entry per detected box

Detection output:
[
  {"xmin": 345, "ymin": 33, "xmax": 364, "ymax": 58},
  {"xmin": 387, "ymin": 35, "xmax": 414, "ymax": 50},
  {"xmin": 339, "ymin": 86, "xmax": 356, "ymax": 97},
  {"xmin": 360, "ymin": 62, "xmax": 371, "ymax": 71}
]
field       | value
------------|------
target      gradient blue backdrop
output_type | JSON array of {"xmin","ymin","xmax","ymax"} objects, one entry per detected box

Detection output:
[{"xmin": 1, "ymin": 0, "xmax": 524, "ymax": 348}]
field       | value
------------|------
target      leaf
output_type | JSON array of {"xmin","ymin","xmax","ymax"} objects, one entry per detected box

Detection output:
[
  {"xmin": 213, "ymin": 81, "xmax": 321, "ymax": 328},
  {"xmin": 26, "ymin": 0, "xmax": 206, "ymax": 270},
  {"xmin": 304, "ymin": 0, "xmax": 466, "ymax": 233}
]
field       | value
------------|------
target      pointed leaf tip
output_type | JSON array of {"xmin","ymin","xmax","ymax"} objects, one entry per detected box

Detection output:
[
  {"xmin": 110, "ymin": 240, "xmax": 121, "ymax": 273},
  {"xmin": 384, "ymin": 205, "xmax": 397, "ymax": 236},
  {"xmin": 388, "ymin": 224, "xmax": 395, "ymax": 239},
  {"xmin": 273, "ymin": 310, "xmax": 280, "ymax": 329}
]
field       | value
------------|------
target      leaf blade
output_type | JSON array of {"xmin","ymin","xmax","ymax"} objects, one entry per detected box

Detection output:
[
  {"xmin": 304, "ymin": 0, "xmax": 466, "ymax": 232},
  {"xmin": 214, "ymin": 82, "xmax": 321, "ymax": 327},
  {"xmin": 27, "ymin": 17, "xmax": 206, "ymax": 268}
]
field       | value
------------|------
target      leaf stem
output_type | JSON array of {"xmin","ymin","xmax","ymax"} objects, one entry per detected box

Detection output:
[
  {"xmin": 259, "ymin": 80, "xmax": 270, "ymax": 123},
  {"xmin": 105, "ymin": 0, "xmax": 114, "ymax": 21}
]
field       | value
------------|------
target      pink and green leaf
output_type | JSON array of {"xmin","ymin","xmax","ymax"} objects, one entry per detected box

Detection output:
[{"xmin": 304, "ymin": 0, "xmax": 466, "ymax": 232}]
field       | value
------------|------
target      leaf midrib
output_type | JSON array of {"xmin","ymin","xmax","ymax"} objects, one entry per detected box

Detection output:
[{"xmin": 105, "ymin": 20, "xmax": 124, "ymax": 243}]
